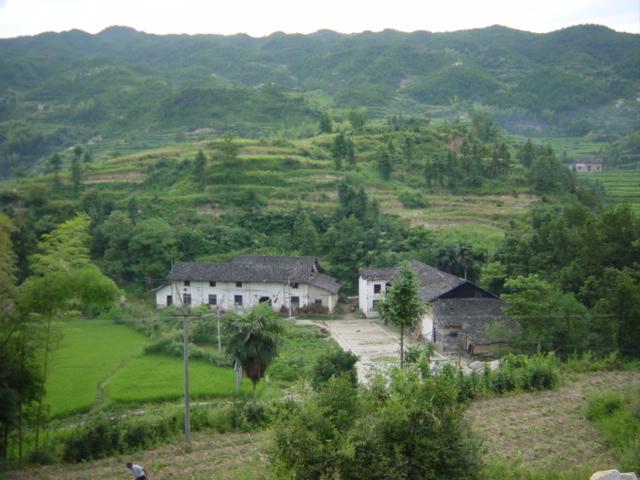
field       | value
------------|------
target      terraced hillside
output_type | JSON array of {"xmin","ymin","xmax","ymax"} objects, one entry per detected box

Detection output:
[
  {"xmin": 582, "ymin": 169, "xmax": 640, "ymax": 212},
  {"xmin": 16, "ymin": 135, "xmax": 536, "ymax": 249}
]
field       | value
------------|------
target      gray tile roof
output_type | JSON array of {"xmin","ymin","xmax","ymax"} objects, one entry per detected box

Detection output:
[
  {"xmin": 432, "ymin": 298, "xmax": 520, "ymax": 345},
  {"xmin": 167, "ymin": 256, "xmax": 339, "ymax": 294},
  {"xmin": 359, "ymin": 261, "xmax": 467, "ymax": 301}
]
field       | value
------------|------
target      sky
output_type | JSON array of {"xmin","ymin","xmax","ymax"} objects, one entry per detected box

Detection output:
[{"xmin": 0, "ymin": 0, "xmax": 638, "ymax": 38}]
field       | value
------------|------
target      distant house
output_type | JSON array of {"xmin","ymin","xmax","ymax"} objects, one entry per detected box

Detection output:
[
  {"xmin": 156, "ymin": 256, "xmax": 339, "ymax": 313},
  {"xmin": 574, "ymin": 157, "xmax": 603, "ymax": 173},
  {"xmin": 359, "ymin": 261, "xmax": 518, "ymax": 356}
]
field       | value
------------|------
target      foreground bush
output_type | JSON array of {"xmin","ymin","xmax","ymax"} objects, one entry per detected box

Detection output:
[{"xmin": 270, "ymin": 369, "xmax": 481, "ymax": 479}]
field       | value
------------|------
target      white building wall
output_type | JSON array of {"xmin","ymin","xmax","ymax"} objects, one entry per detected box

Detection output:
[
  {"xmin": 156, "ymin": 280, "xmax": 336, "ymax": 312},
  {"xmin": 358, "ymin": 276, "xmax": 391, "ymax": 318},
  {"xmin": 421, "ymin": 313, "xmax": 434, "ymax": 341}
]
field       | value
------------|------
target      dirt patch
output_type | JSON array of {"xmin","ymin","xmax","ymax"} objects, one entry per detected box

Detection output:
[
  {"xmin": 466, "ymin": 370, "xmax": 640, "ymax": 470},
  {"xmin": 84, "ymin": 172, "xmax": 147, "ymax": 184}
]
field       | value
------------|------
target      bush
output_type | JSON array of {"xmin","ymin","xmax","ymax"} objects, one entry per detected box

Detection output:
[
  {"xmin": 585, "ymin": 391, "xmax": 625, "ymax": 421},
  {"xmin": 271, "ymin": 370, "xmax": 481, "ymax": 479},
  {"xmin": 398, "ymin": 189, "xmax": 429, "ymax": 208},
  {"xmin": 310, "ymin": 349, "xmax": 358, "ymax": 390}
]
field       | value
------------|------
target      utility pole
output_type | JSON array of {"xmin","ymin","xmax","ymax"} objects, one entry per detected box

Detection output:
[{"xmin": 171, "ymin": 303, "xmax": 201, "ymax": 448}]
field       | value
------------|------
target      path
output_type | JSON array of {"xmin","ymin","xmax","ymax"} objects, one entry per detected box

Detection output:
[{"xmin": 298, "ymin": 315, "xmax": 447, "ymax": 383}]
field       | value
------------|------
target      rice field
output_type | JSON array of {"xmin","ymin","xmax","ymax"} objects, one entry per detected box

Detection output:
[{"xmin": 583, "ymin": 169, "xmax": 640, "ymax": 212}]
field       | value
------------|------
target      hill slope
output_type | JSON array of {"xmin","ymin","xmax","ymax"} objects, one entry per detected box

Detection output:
[{"xmin": 1, "ymin": 25, "xmax": 638, "ymax": 174}]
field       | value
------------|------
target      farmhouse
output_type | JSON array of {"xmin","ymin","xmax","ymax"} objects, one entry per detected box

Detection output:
[
  {"xmin": 574, "ymin": 156, "xmax": 603, "ymax": 173},
  {"xmin": 359, "ymin": 261, "xmax": 518, "ymax": 356},
  {"xmin": 156, "ymin": 256, "xmax": 339, "ymax": 312}
]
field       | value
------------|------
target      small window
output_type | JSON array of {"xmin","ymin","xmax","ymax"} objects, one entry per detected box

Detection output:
[
  {"xmin": 209, "ymin": 281, "xmax": 216, "ymax": 287},
  {"xmin": 234, "ymin": 295, "xmax": 243, "ymax": 306},
  {"xmin": 449, "ymin": 331, "xmax": 458, "ymax": 338},
  {"xmin": 184, "ymin": 280, "xmax": 190, "ymax": 286},
  {"xmin": 372, "ymin": 299, "xmax": 379, "ymax": 308},
  {"xmin": 314, "ymin": 298, "xmax": 323, "ymax": 306},
  {"xmin": 290, "ymin": 282, "xmax": 299, "ymax": 289},
  {"xmin": 291, "ymin": 296, "xmax": 300, "ymax": 305},
  {"xmin": 373, "ymin": 283, "xmax": 381, "ymax": 293},
  {"xmin": 208, "ymin": 294, "xmax": 217, "ymax": 305},
  {"xmin": 166, "ymin": 295, "xmax": 173, "ymax": 306},
  {"xmin": 183, "ymin": 293, "xmax": 192, "ymax": 305},
  {"xmin": 236, "ymin": 281, "xmax": 243, "ymax": 288}
]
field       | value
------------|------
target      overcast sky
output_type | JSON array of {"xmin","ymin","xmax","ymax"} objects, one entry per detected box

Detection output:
[{"xmin": 0, "ymin": 0, "xmax": 638, "ymax": 38}]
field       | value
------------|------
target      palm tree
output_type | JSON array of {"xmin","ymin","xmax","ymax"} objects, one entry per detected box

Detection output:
[{"xmin": 223, "ymin": 303, "xmax": 282, "ymax": 400}]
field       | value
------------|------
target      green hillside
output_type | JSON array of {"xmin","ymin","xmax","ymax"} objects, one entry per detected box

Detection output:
[{"xmin": 1, "ymin": 24, "xmax": 638, "ymax": 175}]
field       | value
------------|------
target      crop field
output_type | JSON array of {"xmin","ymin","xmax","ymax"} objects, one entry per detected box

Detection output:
[{"xmin": 45, "ymin": 320, "xmax": 254, "ymax": 417}]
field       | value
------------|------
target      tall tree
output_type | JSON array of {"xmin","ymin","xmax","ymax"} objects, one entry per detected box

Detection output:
[
  {"xmin": 319, "ymin": 112, "xmax": 333, "ymax": 134},
  {"xmin": 48, "ymin": 153, "xmax": 62, "ymax": 188},
  {"xmin": 223, "ymin": 303, "xmax": 282, "ymax": 399},
  {"xmin": 377, "ymin": 263, "xmax": 426, "ymax": 367}
]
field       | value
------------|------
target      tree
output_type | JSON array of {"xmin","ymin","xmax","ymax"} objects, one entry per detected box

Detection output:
[
  {"xmin": 436, "ymin": 244, "xmax": 485, "ymax": 281},
  {"xmin": 332, "ymin": 132, "xmax": 346, "ymax": 169},
  {"xmin": 502, "ymin": 274, "xmax": 588, "ymax": 354},
  {"xmin": 218, "ymin": 133, "xmax": 239, "ymax": 166},
  {"xmin": 348, "ymin": 107, "xmax": 368, "ymax": 131},
  {"xmin": 376, "ymin": 142, "xmax": 394, "ymax": 180},
  {"xmin": 292, "ymin": 212, "xmax": 319, "ymax": 255},
  {"xmin": 193, "ymin": 150, "xmax": 207, "ymax": 180},
  {"xmin": 48, "ymin": 153, "xmax": 62, "ymax": 187},
  {"xmin": 377, "ymin": 263, "xmax": 426, "ymax": 367},
  {"xmin": 70, "ymin": 155, "xmax": 82, "ymax": 193},
  {"xmin": 128, "ymin": 217, "xmax": 178, "ymax": 284},
  {"xmin": 319, "ymin": 112, "xmax": 333, "ymax": 134},
  {"xmin": 223, "ymin": 303, "xmax": 282, "ymax": 399}
]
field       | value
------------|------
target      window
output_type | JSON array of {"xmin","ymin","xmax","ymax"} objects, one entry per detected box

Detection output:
[
  {"xmin": 209, "ymin": 281, "xmax": 216, "ymax": 287},
  {"xmin": 291, "ymin": 296, "xmax": 300, "ymax": 305},
  {"xmin": 373, "ymin": 283, "xmax": 381, "ymax": 293},
  {"xmin": 290, "ymin": 282, "xmax": 299, "ymax": 289},
  {"xmin": 184, "ymin": 280, "xmax": 190, "ymax": 286},
  {"xmin": 372, "ymin": 300, "xmax": 379, "ymax": 308},
  {"xmin": 314, "ymin": 298, "xmax": 323, "ymax": 306},
  {"xmin": 166, "ymin": 295, "xmax": 173, "ymax": 306},
  {"xmin": 234, "ymin": 295, "xmax": 243, "ymax": 306},
  {"xmin": 183, "ymin": 293, "xmax": 192, "ymax": 305},
  {"xmin": 236, "ymin": 281, "xmax": 243, "ymax": 288},
  {"xmin": 208, "ymin": 294, "xmax": 217, "ymax": 306}
]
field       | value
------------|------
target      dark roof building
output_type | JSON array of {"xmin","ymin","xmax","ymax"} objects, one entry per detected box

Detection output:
[
  {"xmin": 359, "ymin": 261, "xmax": 517, "ymax": 356},
  {"xmin": 168, "ymin": 256, "xmax": 340, "ymax": 294}
]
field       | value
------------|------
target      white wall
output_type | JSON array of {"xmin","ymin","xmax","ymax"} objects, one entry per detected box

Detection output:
[
  {"xmin": 156, "ymin": 280, "xmax": 336, "ymax": 312},
  {"xmin": 358, "ymin": 276, "xmax": 390, "ymax": 318}
]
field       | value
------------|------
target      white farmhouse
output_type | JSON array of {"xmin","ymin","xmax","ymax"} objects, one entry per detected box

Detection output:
[
  {"xmin": 155, "ymin": 256, "xmax": 339, "ymax": 313},
  {"xmin": 359, "ymin": 261, "xmax": 518, "ymax": 356}
]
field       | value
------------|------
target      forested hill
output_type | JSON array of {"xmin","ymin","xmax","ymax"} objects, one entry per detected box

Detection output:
[{"xmin": 1, "ymin": 24, "xmax": 638, "ymax": 173}]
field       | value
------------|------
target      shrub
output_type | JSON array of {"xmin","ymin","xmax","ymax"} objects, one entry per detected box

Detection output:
[
  {"xmin": 310, "ymin": 349, "xmax": 358, "ymax": 390},
  {"xmin": 585, "ymin": 392, "xmax": 625, "ymax": 421},
  {"xmin": 398, "ymin": 189, "xmax": 429, "ymax": 208},
  {"xmin": 271, "ymin": 369, "xmax": 481, "ymax": 479}
]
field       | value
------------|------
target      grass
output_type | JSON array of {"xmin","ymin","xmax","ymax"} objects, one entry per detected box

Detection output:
[
  {"xmin": 45, "ymin": 319, "xmax": 262, "ymax": 416},
  {"xmin": 466, "ymin": 370, "xmax": 640, "ymax": 472},
  {"xmin": 586, "ymin": 388, "xmax": 640, "ymax": 473},
  {"xmin": 106, "ymin": 354, "xmax": 256, "ymax": 406},
  {"xmin": 45, "ymin": 319, "xmax": 149, "ymax": 417}
]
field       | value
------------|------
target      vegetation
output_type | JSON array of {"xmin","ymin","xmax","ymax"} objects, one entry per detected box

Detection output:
[
  {"xmin": 223, "ymin": 303, "xmax": 283, "ymax": 399},
  {"xmin": 586, "ymin": 388, "xmax": 640, "ymax": 473},
  {"xmin": 377, "ymin": 262, "xmax": 427, "ymax": 367},
  {"xmin": 271, "ymin": 368, "xmax": 481, "ymax": 479}
]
